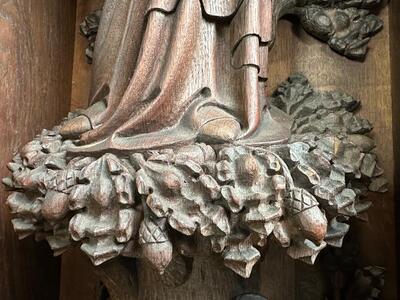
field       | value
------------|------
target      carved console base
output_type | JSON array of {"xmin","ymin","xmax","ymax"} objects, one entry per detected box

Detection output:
[{"xmin": 4, "ymin": 75, "xmax": 386, "ymax": 288}]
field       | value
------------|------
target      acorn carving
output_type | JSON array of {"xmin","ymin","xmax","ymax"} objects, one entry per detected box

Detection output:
[
  {"xmin": 139, "ymin": 217, "xmax": 173, "ymax": 274},
  {"xmin": 286, "ymin": 188, "xmax": 327, "ymax": 243},
  {"xmin": 3, "ymin": 72, "xmax": 387, "ymax": 280}
]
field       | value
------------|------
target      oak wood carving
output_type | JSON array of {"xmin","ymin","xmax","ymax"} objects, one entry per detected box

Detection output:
[
  {"xmin": 0, "ymin": 1, "xmax": 76, "ymax": 299},
  {"xmin": 2, "ymin": 0, "xmax": 388, "ymax": 299}
]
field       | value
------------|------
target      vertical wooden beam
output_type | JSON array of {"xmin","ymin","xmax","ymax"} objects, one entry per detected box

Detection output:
[
  {"xmin": 70, "ymin": 0, "xmax": 104, "ymax": 111},
  {"xmin": 0, "ymin": 1, "xmax": 76, "ymax": 299},
  {"xmin": 59, "ymin": 1, "xmax": 105, "ymax": 300},
  {"xmin": 389, "ymin": 1, "xmax": 400, "ymax": 298}
]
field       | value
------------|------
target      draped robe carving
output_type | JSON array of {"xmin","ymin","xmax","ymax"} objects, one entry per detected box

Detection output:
[{"xmin": 61, "ymin": 0, "xmax": 289, "ymax": 153}]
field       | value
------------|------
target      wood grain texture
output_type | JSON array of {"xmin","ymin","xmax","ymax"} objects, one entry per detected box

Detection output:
[
  {"xmin": 60, "ymin": 1, "xmax": 105, "ymax": 300},
  {"xmin": 267, "ymin": 7, "xmax": 397, "ymax": 299},
  {"xmin": 60, "ymin": 248, "xmax": 100, "ymax": 300},
  {"xmin": 59, "ymin": 2, "xmax": 397, "ymax": 300},
  {"xmin": 0, "ymin": 1, "xmax": 76, "ymax": 299},
  {"xmin": 389, "ymin": 1, "xmax": 400, "ymax": 298},
  {"xmin": 70, "ymin": 0, "xmax": 104, "ymax": 111}
]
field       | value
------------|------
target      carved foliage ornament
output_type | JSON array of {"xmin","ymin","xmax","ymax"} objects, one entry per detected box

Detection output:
[{"xmin": 3, "ymin": 0, "xmax": 385, "ymax": 280}]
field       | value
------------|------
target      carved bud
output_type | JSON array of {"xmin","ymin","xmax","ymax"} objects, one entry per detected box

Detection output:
[
  {"xmin": 89, "ymin": 160, "xmax": 116, "ymax": 208},
  {"xmin": 116, "ymin": 209, "xmax": 142, "ymax": 243},
  {"xmin": 175, "ymin": 143, "xmax": 216, "ymax": 165},
  {"xmin": 286, "ymin": 188, "xmax": 327, "ymax": 243},
  {"xmin": 237, "ymin": 155, "xmax": 260, "ymax": 186},
  {"xmin": 21, "ymin": 141, "xmax": 44, "ymax": 167},
  {"xmin": 273, "ymin": 221, "xmax": 291, "ymax": 247},
  {"xmin": 299, "ymin": 7, "xmax": 333, "ymax": 41},
  {"xmin": 223, "ymin": 241, "xmax": 261, "ymax": 278},
  {"xmin": 162, "ymin": 171, "xmax": 181, "ymax": 191},
  {"xmin": 200, "ymin": 174, "xmax": 220, "ymax": 199},
  {"xmin": 7, "ymin": 192, "xmax": 31, "ymax": 214},
  {"xmin": 114, "ymin": 173, "xmax": 135, "ymax": 205},
  {"xmin": 272, "ymin": 175, "xmax": 286, "ymax": 202},
  {"xmin": 69, "ymin": 185, "xmax": 90, "ymax": 210},
  {"xmin": 221, "ymin": 186, "xmax": 243, "ymax": 213},
  {"xmin": 293, "ymin": 207, "xmax": 327, "ymax": 244},
  {"xmin": 41, "ymin": 191, "xmax": 69, "ymax": 221}
]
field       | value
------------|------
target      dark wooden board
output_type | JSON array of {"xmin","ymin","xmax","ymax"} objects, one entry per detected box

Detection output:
[{"xmin": 0, "ymin": 1, "xmax": 76, "ymax": 299}]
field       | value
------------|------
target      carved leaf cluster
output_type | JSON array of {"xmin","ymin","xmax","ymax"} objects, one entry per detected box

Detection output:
[
  {"xmin": 4, "ymin": 75, "xmax": 385, "ymax": 278},
  {"xmin": 293, "ymin": 0, "xmax": 383, "ymax": 59},
  {"xmin": 80, "ymin": 9, "xmax": 101, "ymax": 63}
]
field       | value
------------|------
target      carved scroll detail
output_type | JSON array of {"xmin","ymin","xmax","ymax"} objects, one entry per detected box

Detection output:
[{"xmin": 3, "ymin": 74, "xmax": 386, "ymax": 279}]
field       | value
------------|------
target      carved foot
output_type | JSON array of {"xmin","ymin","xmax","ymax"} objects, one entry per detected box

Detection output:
[
  {"xmin": 63, "ymin": 99, "xmax": 289, "ymax": 154},
  {"xmin": 196, "ymin": 105, "xmax": 242, "ymax": 143}
]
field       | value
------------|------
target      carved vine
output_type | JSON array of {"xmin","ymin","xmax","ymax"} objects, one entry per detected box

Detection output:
[{"xmin": 3, "ymin": 74, "xmax": 386, "ymax": 278}]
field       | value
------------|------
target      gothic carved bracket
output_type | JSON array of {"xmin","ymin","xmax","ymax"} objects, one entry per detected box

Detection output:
[{"xmin": 3, "ymin": 74, "xmax": 386, "ymax": 279}]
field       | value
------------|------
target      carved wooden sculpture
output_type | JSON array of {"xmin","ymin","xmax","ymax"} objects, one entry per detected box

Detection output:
[{"xmin": 3, "ymin": 0, "xmax": 387, "ymax": 298}]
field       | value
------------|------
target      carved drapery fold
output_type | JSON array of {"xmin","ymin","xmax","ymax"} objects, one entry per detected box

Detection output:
[
  {"xmin": 63, "ymin": 0, "xmax": 383, "ymax": 155},
  {"xmin": 66, "ymin": 0, "xmax": 278, "ymax": 152}
]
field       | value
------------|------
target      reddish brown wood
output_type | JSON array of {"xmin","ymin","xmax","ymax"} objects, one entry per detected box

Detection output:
[
  {"xmin": 389, "ymin": 1, "xmax": 400, "ymax": 298},
  {"xmin": 268, "ymin": 7, "xmax": 397, "ymax": 299},
  {"xmin": 71, "ymin": 0, "xmax": 105, "ymax": 111},
  {"xmin": 60, "ymin": 249, "xmax": 100, "ymax": 300},
  {"xmin": 60, "ymin": 2, "xmax": 105, "ymax": 300},
  {"xmin": 0, "ymin": 1, "xmax": 76, "ymax": 299},
  {"xmin": 0, "ymin": 1, "xmax": 395, "ymax": 299},
  {"xmin": 55, "ymin": 1, "xmax": 396, "ymax": 300}
]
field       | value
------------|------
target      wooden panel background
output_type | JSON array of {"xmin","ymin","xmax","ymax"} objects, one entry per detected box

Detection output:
[
  {"xmin": 70, "ymin": 0, "xmax": 103, "ymax": 111},
  {"xmin": 0, "ymin": 1, "xmax": 76, "ymax": 299}
]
